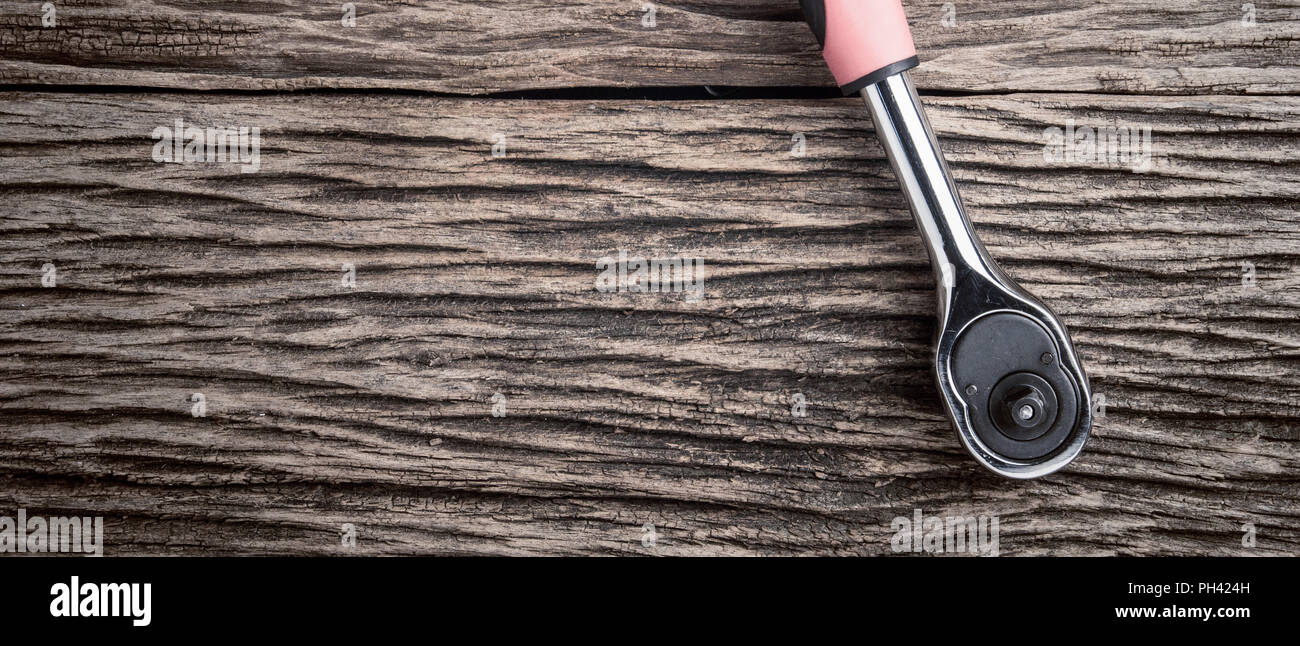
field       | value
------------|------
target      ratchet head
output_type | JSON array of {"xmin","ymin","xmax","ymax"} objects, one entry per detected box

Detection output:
[{"xmin": 935, "ymin": 264, "xmax": 1092, "ymax": 479}]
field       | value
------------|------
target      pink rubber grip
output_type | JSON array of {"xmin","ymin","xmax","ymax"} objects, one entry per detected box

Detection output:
[{"xmin": 816, "ymin": 0, "xmax": 918, "ymax": 92}]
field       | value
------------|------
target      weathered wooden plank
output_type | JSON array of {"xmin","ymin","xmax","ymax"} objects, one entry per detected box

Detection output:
[
  {"xmin": 1, "ymin": 91, "xmax": 1298, "ymax": 555},
  {"xmin": 0, "ymin": 1, "xmax": 1297, "ymax": 94}
]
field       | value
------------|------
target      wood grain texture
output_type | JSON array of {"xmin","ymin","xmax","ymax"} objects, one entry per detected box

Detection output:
[
  {"xmin": 1, "ymin": 91, "xmax": 1297, "ymax": 555},
  {"xmin": 0, "ymin": 0, "xmax": 1298, "ymax": 94}
]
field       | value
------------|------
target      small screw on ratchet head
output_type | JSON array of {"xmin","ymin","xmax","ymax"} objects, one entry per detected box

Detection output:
[{"xmin": 800, "ymin": 0, "xmax": 1091, "ymax": 478}]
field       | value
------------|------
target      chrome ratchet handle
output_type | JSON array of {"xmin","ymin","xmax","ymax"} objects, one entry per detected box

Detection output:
[{"xmin": 863, "ymin": 72, "xmax": 1092, "ymax": 479}]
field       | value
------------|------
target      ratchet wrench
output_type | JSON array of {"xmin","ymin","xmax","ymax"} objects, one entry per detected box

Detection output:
[{"xmin": 799, "ymin": 0, "xmax": 1092, "ymax": 478}]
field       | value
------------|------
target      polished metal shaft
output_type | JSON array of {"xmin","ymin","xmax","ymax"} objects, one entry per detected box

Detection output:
[{"xmin": 860, "ymin": 72, "xmax": 1000, "ymax": 325}]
